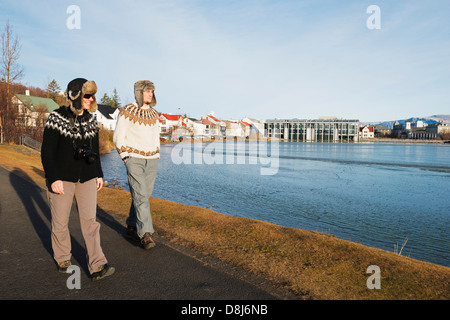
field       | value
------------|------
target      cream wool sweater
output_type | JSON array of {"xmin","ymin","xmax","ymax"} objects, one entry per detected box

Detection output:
[{"xmin": 113, "ymin": 102, "xmax": 160, "ymax": 160}]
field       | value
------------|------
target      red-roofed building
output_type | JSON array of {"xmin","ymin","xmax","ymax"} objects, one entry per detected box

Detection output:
[
  {"xmin": 359, "ymin": 126, "xmax": 374, "ymax": 139},
  {"xmin": 201, "ymin": 118, "xmax": 220, "ymax": 136},
  {"xmin": 242, "ymin": 117, "xmax": 266, "ymax": 138},
  {"xmin": 159, "ymin": 113, "xmax": 188, "ymax": 138},
  {"xmin": 201, "ymin": 113, "xmax": 225, "ymax": 136},
  {"xmin": 207, "ymin": 114, "xmax": 220, "ymax": 123}
]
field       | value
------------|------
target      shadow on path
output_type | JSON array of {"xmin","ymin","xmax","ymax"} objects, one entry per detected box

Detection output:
[{"xmin": 9, "ymin": 169, "xmax": 89, "ymax": 275}]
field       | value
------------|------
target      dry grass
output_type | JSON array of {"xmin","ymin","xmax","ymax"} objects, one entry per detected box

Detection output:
[{"xmin": 1, "ymin": 144, "xmax": 449, "ymax": 300}]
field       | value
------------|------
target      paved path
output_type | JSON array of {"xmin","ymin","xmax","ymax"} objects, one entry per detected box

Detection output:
[{"xmin": 0, "ymin": 165, "xmax": 296, "ymax": 302}]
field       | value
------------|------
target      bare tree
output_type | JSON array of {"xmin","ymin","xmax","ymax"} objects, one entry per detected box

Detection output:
[{"xmin": 1, "ymin": 21, "xmax": 24, "ymax": 143}]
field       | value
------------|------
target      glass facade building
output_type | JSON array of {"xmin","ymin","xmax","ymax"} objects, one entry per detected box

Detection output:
[{"xmin": 264, "ymin": 118, "xmax": 360, "ymax": 142}]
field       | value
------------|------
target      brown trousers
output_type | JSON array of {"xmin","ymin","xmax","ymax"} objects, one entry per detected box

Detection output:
[{"xmin": 47, "ymin": 178, "xmax": 107, "ymax": 274}]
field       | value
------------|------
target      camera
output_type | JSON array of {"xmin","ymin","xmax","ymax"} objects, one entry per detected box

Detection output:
[{"xmin": 74, "ymin": 144, "xmax": 98, "ymax": 164}]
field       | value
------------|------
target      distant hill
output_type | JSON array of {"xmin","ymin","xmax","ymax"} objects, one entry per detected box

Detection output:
[
  {"xmin": 428, "ymin": 114, "xmax": 450, "ymax": 123},
  {"xmin": 372, "ymin": 115, "xmax": 449, "ymax": 129}
]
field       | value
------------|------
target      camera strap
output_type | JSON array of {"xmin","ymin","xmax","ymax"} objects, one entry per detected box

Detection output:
[{"xmin": 71, "ymin": 115, "xmax": 93, "ymax": 151}]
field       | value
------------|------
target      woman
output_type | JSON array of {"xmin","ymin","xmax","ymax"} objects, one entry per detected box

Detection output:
[{"xmin": 41, "ymin": 78, "xmax": 114, "ymax": 280}]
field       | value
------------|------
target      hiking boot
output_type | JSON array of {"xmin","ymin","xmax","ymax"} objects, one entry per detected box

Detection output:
[
  {"xmin": 141, "ymin": 232, "xmax": 156, "ymax": 250},
  {"xmin": 57, "ymin": 260, "xmax": 72, "ymax": 273},
  {"xmin": 125, "ymin": 225, "xmax": 140, "ymax": 242},
  {"xmin": 91, "ymin": 264, "xmax": 115, "ymax": 280}
]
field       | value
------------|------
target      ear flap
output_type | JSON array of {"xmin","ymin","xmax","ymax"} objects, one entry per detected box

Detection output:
[
  {"xmin": 135, "ymin": 91, "xmax": 144, "ymax": 108},
  {"xmin": 149, "ymin": 93, "xmax": 157, "ymax": 107},
  {"xmin": 82, "ymin": 80, "xmax": 98, "ymax": 113}
]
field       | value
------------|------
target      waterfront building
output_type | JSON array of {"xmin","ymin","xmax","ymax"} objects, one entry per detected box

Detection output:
[
  {"xmin": 426, "ymin": 121, "xmax": 450, "ymax": 137},
  {"xmin": 392, "ymin": 119, "xmax": 448, "ymax": 140},
  {"xmin": 201, "ymin": 113, "xmax": 225, "ymax": 137},
  {"xmin": 160, "ymin": 113, "xmax": 189, "ymax": 140},
  {"xmin": 242, "ymin": 117, "xmax": 265, "ymax": 138},
  {"xmin": 264, "ymin": 117, "xmax": 360, "ymax": 142},
  {"xmin": 359, "ymin": 126, "xmax": 374, "ymax": 139},
  {"xmin": 373, "ymin": 124, "xmax": 391, "ymax": 137}
]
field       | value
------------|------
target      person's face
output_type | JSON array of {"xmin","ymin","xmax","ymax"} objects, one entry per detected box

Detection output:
[
  {"xmin": 143, "ymin": 90, "xmax": 153, "ymax": 105},
  {"xmin": 82, "ymin": 94, "xmax": 95, "ymax": 109}
]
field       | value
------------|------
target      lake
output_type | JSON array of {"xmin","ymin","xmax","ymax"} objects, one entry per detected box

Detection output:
[{"xmin": 101, "ymin": 141, "xmax": 450, "ymax": 267}]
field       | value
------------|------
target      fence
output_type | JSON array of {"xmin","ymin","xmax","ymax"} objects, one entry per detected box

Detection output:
[{"xmin": 19, "ymin": 135, "xmax": 42, "ymax": 151}]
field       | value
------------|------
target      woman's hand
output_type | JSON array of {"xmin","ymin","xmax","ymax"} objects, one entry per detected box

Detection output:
[
  {"xmin": 51, "ymin": 180, "xmax": 64, "ymax": 194},
  {"xmin": 96, "ymin": 177, "xmax": 104, "ymax": 191}
]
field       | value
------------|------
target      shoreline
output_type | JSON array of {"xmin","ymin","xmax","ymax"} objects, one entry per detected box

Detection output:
[
  {"xmin": 369, "ymin": 137, "xmax": 447, "ymax": 144},
  {"xmin": 1, "ymin": 144, "xmax": 449, "ymax": 300},
  {"xmin": 99, "ymin": 136, "xmax": 449, "ymax": 156},
  {"xmin": 164, "ymin": 137, "xmax": 449, "ymax": 145}
]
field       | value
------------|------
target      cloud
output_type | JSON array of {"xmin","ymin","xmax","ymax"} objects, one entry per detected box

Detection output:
[{"xmin": 2, "ymin": 0, "xmax": 450, "ymax": 122}]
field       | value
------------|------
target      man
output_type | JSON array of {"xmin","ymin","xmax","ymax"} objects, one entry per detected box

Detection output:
[{"xmin": 113, "ymin": 80, "xmax": 160, "ymax": 250}]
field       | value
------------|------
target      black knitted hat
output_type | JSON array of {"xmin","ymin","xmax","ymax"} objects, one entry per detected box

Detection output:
[{"xmin": 66, "ymin": 78, "xmax": 98, "ymax": 115}]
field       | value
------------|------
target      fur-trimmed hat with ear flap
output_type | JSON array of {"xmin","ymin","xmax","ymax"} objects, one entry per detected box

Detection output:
[
  {"xmin": 134, "ymin": 80, "xmax": 156, "ymax": 108},
  {"xmin": 66, "ymin": 78, "xmax": 98, "ymax": 116}
]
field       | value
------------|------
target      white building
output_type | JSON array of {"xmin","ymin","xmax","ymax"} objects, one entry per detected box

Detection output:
[
  {"xmin": 242, "ymin": 117, "xmax": 265, "ymax": 137},
  {"xmin": 265, "ymin": 118, "xmax": 360, "ymax": 142},
  {"xmin": 95, "ymin": 104, "xmax": 119, "ymax": 130},
  {"xmin": 359, "ymin": 126, "xmax": 374, "ymax": 139},
  {"xmin": 160, "ymin": 113, "xmax": 184, "ymax": 134},
  {"xmin": 13, "ymin": 91, "xmax": 60, "ymax": 127},
  {"xmin": 201, "ymin": 114, "xmax": 223, "ymax": 137},
  {"xmin": 184, "ymin": 118, "xmax": 206, "ymax": 136}
]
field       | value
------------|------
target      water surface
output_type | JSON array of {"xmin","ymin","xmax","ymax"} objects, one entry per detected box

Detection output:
[{"xmin": 101, "ymin": 142, "xmax": 450, "ymax": 267}]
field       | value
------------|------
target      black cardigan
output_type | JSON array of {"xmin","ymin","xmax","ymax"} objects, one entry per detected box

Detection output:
[{"xmin": 41, "ymin": 106, "xmax": 103, "ymax": 185}]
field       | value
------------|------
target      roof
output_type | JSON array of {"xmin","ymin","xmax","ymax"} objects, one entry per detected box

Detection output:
[
  {"xmin": 201, "ymin": 118, "xmax": 214, "ymax": 125},
  {"xmin": 160, "ymin": 113, "xmax": 182, "ymax": 121},
  {"xmin": 15, "ymin": 94, "xmax": 60, "ymax": 112},
  {"xmin": 207, "ymin": 115, "xmax": 220, "ymax": 122},
  {"xmin": 97, "ymin": 104, "xmax": 118, "ymax": 119},
  {"xmin": 373, "ymin": 124, "xmax": 390, "ymax": 130},
  {"xmin": 359, "ymin": 126, "xmax": 374, "ymax": 132}
]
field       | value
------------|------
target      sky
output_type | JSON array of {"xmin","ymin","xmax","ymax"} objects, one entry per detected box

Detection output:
[{"xmin": 0, "ymin": 0, "xmax": 449, "ymax": 123}]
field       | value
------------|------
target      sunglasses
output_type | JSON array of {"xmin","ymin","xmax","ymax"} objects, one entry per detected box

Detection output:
[{"xmin": 83, "ymin": 94, "xmax": 95, "ymax": 99}]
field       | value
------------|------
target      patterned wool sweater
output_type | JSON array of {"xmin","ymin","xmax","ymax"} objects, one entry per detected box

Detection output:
[
  {"xmin": 41, "ymin": 106, "xmax": 103, "ymax": 185},
  {"xmin": 113, "ymin": 102, "xmax": 160, "ymax": 160}
]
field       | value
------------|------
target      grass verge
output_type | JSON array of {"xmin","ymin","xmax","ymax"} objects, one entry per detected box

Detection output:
[{"xmin": 0, "ymin": 144, "xmax": 448, "ymax": 300}]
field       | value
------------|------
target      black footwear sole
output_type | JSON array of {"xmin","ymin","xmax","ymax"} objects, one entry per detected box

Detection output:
[
  {"xmin": 141, "ymin": 232, "xmax": 156, "ymax": 250},
  {"xmin": 125, "ymin": 226, "xmax": 141, "ymax": 242},
  {"xmin": 57, "ymin": 261, "xmax": 72, "ymax": 273},
  {"xmin": 125, "ymin": 233, "xmax": 141, "ymax": 242},
  {"xmin": 142, "ymin": 242, "xmax": 156, "ymax": 250},
  {"xmin": 91, "ymin": 264, "xmax": 115, "ymax": 280},
  {"xmin": 58, "ymin": 267, "xmax": 69, "ymax": 274}
]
